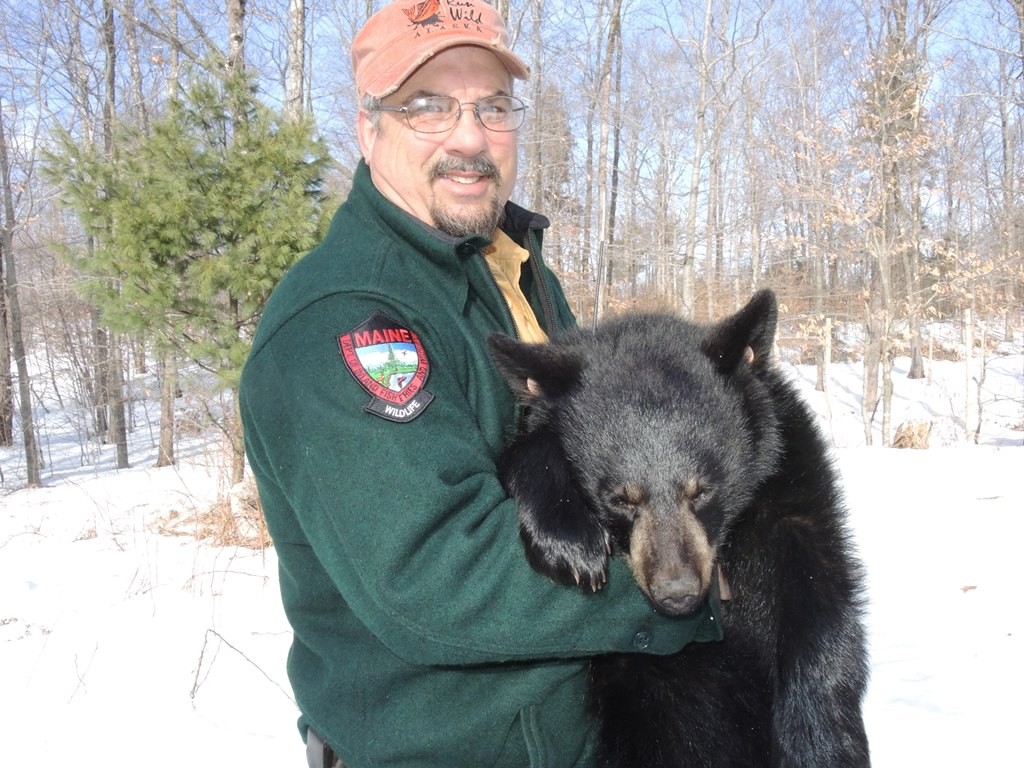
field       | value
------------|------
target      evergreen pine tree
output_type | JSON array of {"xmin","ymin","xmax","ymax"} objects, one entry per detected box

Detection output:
[{"xmin": 47, "ymin": 68, "xmax": 331, "ymax": 477}]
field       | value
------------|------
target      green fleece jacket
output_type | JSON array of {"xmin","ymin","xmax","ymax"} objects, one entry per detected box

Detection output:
[{"xmin": 240, "ymin": 160, "xmax": 722, "ymax": 768}]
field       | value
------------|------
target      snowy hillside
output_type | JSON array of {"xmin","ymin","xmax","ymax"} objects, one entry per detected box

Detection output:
[{"xmin": 2, "ymin": 345, "xmax": 1022, "ymax": 767}]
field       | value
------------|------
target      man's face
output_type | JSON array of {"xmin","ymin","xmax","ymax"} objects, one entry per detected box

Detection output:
[{"xmin": 358, "ymin": 46, "xmax": 519, "ymax": 237}]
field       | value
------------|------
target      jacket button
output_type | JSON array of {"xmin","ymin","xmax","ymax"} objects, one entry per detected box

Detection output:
[{"xmin": 632, "ymin": 631, "xmax": 651, "ymax": 651}]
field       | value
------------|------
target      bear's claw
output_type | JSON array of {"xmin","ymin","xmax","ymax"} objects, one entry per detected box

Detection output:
[{"xmin": 521, "ymin": 514, "xmax": 610, "ymax": 592}]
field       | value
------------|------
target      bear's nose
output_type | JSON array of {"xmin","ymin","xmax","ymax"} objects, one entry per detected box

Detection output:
[{"xmin": 651, "ymin": 575, "xmax": 703, "ymax": 616}]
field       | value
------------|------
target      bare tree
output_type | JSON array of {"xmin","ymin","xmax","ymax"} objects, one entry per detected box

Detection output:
[
  {"xmin": 1000, "ymin": 0, "xmax": 1024, "ymax": 341},
  {"xmin": 122, "ymin": 0, "xmax": 150, "ymax": 131},
  {"xmin": 0, "ymin": 232, "xmax": 9, "ymax": 447},
  {"xmin": 592, "ymin": 0, "xmax": 622, "ymax": 322},
  {"xmin": 226, "ymin": 0, "xmax": 249, "ymax": 484},
  {"xmin": 854, "ymin": 0, "xmax": 945, "ymax": 444},
  {"xmin": 679, "ymin": 0, "xmax": 714, "ymax": 317},
  {"xmin": 102, "ymin": 0, "xmax": 130, "ymax": 468},
  {"xmin": 658, "ymin": 0, "xmax": 771, "ymax": 317},
  {"xmin": 0, "ymin": 99, "xmax": 42, "ymax": 486},
  {"xmin": 775, "ymin": 0, "xmax": 856, "ymax": 390}
]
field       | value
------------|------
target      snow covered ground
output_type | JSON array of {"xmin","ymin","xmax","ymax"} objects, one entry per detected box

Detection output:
[{"xmin": 2, "ymin": 342, "xmax": 1022, "ymax": 767}]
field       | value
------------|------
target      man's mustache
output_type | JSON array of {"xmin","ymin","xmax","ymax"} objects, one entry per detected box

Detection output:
[{"xmin": 429, "ymin": 157, "xmax": 501, "ymax": 184}]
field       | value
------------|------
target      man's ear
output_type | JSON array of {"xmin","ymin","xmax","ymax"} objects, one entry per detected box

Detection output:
[{"xmin": 357, "ymin": 108, "xmax": 378, "ymax": 161}]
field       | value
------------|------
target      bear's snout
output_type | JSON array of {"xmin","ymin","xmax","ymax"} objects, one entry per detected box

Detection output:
[
  {"xmin": 649, "ymin": 572, "xmax": 704, "ymax": 616},
  {"xmin": 628, "ymin": 505, "xmax": 715, "ymax": 617}
]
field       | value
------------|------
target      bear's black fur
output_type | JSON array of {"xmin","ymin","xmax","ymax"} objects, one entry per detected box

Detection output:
[{"xmin": 488, "ymin": 290, "xmax": 870, "ymax": 768}]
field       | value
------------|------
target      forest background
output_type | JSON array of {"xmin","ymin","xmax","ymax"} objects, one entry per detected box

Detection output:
[{"xmin": 1, "ymin": 0, "xmax": 1023, "ymax": 494}]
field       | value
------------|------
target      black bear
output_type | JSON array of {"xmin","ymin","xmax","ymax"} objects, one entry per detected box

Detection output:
[{"xmin": 488, "ymin": 289, "xmax": 870, "ymax": 768}]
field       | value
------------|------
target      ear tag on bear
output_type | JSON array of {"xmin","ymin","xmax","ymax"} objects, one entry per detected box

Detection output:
[{"xmin": 338, "ymin": 310, "xmax": 434, "ymax": 423}]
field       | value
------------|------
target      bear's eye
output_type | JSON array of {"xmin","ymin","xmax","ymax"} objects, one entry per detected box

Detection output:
[
  {"xmin": 610, "ymin": 494, "xmax": 636, "ymax": 510},
  {"xmin": 607, "ymin": 484, "xmax": 645, "ymax": 515},
  {"xmin": 682, "ymin": 478, "xmax": 713, "ymax": 505}
]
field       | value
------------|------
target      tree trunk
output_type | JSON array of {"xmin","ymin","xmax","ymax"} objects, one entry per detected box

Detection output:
[
  {"xmin": 108, "ymin": 333, "xmax": 129, "ymax": 468},
  {"xmin": 122, "ymin": 0, "xmax": 149, "ymax": 132},
  {"xmin": 881, "ymin": 322, "xmax": 894, "ymax": 447},
  {"xmin": 225, "ymin": 0, "xmax": 249, "ymax": 480},
  {"xmin": 861, "ymin": 266, "xmax": 883, "ymax": 447},
  {"xmin": 904, "ymin": 146, "xmax": 925, "ymax": 380},
  {"xmin": 92, "ymin": 306, "xmax": 109, "ymax": 439},
  {"xmin": 654, "ymin": 127, "xmax": 671, "ymax": 299},
  {"xmin": 592, "ymin": 0, "xmax": 620, "ymax": 322},
  {"xmin": 103, "ymin": 0, "xmax": 128, "ymax": 468},
  {"xmin": 157, "ymin": 348, "xmax": 177, "ymax": 467},
  {"xmin": 168, "ymin": 0, "xmax": 181, "ymax": 98},
  {"xmin": 998, "ymin": 53, "xmax": 1017, "ymax": 347},
  {"xmin": 706, "ymin": 114, "xmax": 725, "ymax": 320},
  {"xmin": 286, "ymin": 0, "xmax": 305, "ymax": 121},
  {"xmin": 605, "ymin": 26, "xmax": 623, "ymax": 303},
  {"xmin": 0, "ymin": 98, "xmax": 42, "ymax": 486},
  {"xmin": 904, "ymin": 56, "xmax": 927, "ymax": 380},
  {"xmin": 527, "ymin": 0, "xmax": 544, "ymax": 215},
  {"xmin": 746, "ymin": 108, "xmax": 763, "ymax": 294},
  {"xmin": 964, "ymin": 303, "xmax": 976, "ymax": 442},
  {"xmin": 581, "ymin": 96, "xmax": 595, "ymax": 301},
  {"xmin": 797, "ymin": 5, "xmax": 830, "ymax": 392},
  {"xmin": 226, "ymin": 0, "xmax": 246, "ymax": 75},
  {"xmin": 230, "ymin": 405, "xmax": 246, "ymax": 484},
  {"xmin": 0, "ymin": 205, "xmax": 11, "ymax": 446},
  {"xmin": 681, "ymin": 0, "xmax": 715, "ymax": 318}
]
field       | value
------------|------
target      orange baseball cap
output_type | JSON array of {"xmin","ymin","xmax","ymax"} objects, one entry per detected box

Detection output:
[{"xmin": 352, "ymin": 0, "xmax": 531, "ymax": 99}]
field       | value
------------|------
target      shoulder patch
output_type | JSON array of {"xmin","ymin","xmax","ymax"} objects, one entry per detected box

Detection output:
[{"xmin": 338, "ymin": 311, "xmax": 434, "ymax": 423}]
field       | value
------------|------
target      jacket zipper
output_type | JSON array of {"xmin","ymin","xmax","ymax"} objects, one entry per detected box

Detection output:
[
  {"xmin": 524, "ymin": 230, "xmax": 559, "ymax": 335},
  {"xmin": 480, "ymin": 252, "xmax": 522, "ymax": 340}
]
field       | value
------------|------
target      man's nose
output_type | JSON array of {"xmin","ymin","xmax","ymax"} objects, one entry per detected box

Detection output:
[{"xmin": 443, "ymin": 107, "xmax": 489, "ymax": 153}]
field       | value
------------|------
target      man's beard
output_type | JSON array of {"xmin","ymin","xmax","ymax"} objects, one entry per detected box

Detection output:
[{"xmin": 428, "ymin": 156, "xmax": 506, "ymax": 238}]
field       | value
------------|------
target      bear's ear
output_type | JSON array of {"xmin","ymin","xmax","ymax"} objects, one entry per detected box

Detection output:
[
  {"xmin": 488, "ymin": 334, "xmax": 584, "ymax": 402},
  {"xmin": 702, "ymin": 289, "xmax": 778, "ymax": 374}
]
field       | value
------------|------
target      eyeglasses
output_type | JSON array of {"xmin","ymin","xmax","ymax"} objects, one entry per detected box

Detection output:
[{"xmin": 371, "ymin": 95, "xmax": 528, "ymax": 134}]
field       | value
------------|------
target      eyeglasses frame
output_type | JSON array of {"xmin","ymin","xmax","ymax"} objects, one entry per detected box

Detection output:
[{"xmin": 370, "ymin": 95, "xmax": 528, "ymax": 134}]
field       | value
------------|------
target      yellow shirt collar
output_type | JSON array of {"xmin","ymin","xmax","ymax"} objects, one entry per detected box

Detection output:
[{"xmin": 483, "ymin": 230, "xmax": 548, "ymax": 344}]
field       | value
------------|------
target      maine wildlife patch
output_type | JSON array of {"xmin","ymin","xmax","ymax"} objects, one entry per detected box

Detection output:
[{"xmin": 338, "ymin": 311, "xmax": 434, "ymax": 423}]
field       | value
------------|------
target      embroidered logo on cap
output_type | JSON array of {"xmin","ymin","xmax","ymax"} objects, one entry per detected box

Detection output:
[
  {"xmin": 401, "ymin": 0, "xmax": 484, "ymax": 28},
  {"xmin": 338, "ymin": 311, "xmax": 434, "ymax": 423},
  {"xmin": 402, "ymin": 0, "xmax": 442, "ymax": 25}
]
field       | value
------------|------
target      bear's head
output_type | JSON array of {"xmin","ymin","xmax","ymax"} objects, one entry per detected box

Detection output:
[{"xmin": 489, "ymin": 289, "xmax": 784, "ymax": 616}]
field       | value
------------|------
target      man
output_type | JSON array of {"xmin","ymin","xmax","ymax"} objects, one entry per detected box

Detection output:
[{"xmin": 239, "ymin": 2, "xmax": 721, "ymax": 767}]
